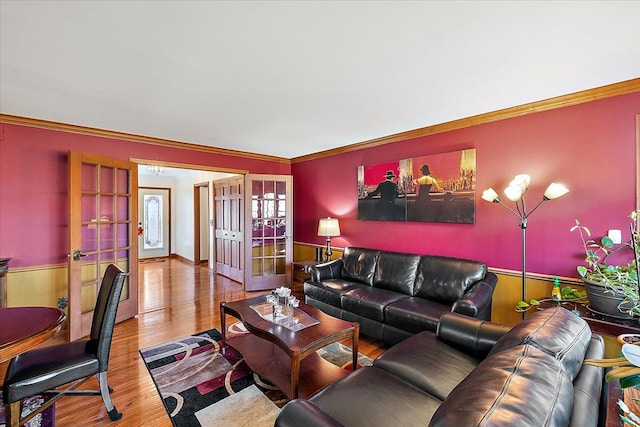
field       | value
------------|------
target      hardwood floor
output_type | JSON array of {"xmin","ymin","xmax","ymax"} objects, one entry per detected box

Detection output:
[{"xmin": 1, "ymin": 258, "xmax": 388, "ymax": 426}]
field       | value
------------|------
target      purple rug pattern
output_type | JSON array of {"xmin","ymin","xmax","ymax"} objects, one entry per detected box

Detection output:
[{"xmin": 0, "ymin": 394, "xmax": 55, "ymax": 427}]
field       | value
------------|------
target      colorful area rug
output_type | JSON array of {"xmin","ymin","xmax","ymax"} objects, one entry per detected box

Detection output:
[
  {"xmin": 0, "ymin": 394, "xmax": 55, "ymax": 427},
  {"xmin": 139, "ymin": 323, "xmax": 372, "ymax": 426}
]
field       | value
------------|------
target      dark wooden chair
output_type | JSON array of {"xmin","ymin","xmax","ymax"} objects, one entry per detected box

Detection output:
[{"xmin": 2, "ymin": 264, "xmax": 127, "ymax": 426}]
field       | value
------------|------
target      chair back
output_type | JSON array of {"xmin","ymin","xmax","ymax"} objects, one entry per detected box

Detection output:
[{"xmin": 90, "ymin": 264, "xmax": 127, "ymax": 370}]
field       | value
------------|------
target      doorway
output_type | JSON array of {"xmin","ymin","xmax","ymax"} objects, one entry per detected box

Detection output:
[
  {"xmin": 135, "ymin": 162, "xmax": 293, "ymax": 295},
  {"xmin": 136, "ymin": 162, "xmax": 243, "ymax": 261},
  {"xmin": 193, "ymin": 182, "xmax": 210, "ymax": 266}
]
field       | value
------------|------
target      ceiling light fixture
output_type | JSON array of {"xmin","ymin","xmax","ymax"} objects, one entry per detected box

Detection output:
[{"xmin": 147, "ymin": 165, "xmax": 166, "ymax": 175}]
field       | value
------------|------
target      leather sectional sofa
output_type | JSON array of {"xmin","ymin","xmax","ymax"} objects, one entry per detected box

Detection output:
[
  {"xmin": 304, "ymin": 247, "xmax": 498, "ymax": 344},
  {"xmin": 275, "ymin": 306, "xmax": 605, "ymax": 427}
]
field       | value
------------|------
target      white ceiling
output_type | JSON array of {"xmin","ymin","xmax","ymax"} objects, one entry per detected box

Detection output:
[{"xmin": 1, "ymin": 1, "xmax": 639, "ymax": 159}]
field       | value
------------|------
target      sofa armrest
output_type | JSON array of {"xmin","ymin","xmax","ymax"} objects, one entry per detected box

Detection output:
[
  {"xmin": 309, "ymin": 259, "xmax": 344, "ymax": 282},
  {"xmin": 451, "ymin": 272, "xmax": 498, "ymax": 319},
  {"xmin": 436, "ymin": 312, "xmax": 511, "ymax": 360},
  {"xmin": 275, "ymin": 399, "xmax": 344, "ymax": 427}
]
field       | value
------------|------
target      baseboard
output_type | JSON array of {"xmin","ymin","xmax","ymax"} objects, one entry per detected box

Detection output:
[{"xmin": 170, "ymin": 253, "xmax": 194, "ymax": 264}]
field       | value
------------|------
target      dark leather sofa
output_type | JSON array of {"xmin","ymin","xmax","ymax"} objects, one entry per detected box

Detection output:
[
  {"xmin": 304, "ymin": 247, "xmax": 498, "ymax": 344},
  {"xmin": 275, "ymin": 306, "xmax": 605, "ymax": 427}
]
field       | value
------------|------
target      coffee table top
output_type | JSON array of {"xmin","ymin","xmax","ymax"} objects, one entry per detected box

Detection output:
[{"xmin": 221, "ymin": 295, "xmax": 356, "ymax": 358}]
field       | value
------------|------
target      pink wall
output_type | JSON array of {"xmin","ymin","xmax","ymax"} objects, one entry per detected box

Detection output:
[
  {"xmin": 293, "ymin": 92, "xmax": 640, "ymax": 279},
  {"xmin": 0, "ymin": 124, "xmax": 290, "ymax": 267},
  {"xmin": 1, "ymin": 91, "xmax": 637, "ymax": 277}
]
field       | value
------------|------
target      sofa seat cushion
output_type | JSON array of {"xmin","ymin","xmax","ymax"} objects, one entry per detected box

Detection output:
[
  {"xmin": 429, "ymin": 345, "xmax": 574, "ymax": 427},
  {"xmin": 341, "ymin": 287, "xmax": 408, "ymax": 322},
  {"xmin": 310, "ymin": 366, "xmax": 443, "ymax": 426},
  {"xmin": 303, "ymin": 280, "xmax": 364, "ymax": 307},
  {"xmin": 414, "ymin": 256, "xmax": 487, "ymax": 304},
  {"xmin": 373, "ymin": 330, "xmax": 479, "ymax": 400},
  {"xmin": 384, "ymin": 297, "xmax": 451, "ymax": 333},
  {"xmin": 488, "ymin": 306, "xmax": 592, "ymax": 380}
]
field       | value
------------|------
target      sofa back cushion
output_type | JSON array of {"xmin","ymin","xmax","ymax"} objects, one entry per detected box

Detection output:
[
  {"xmin": 413, "ymin": 256, "xmax": 487, "ymax": 304},
  {"xmin": 429, "ymin": 345, "xmax": 574, "ymax": 427},
  {"xmin": 341, "ymin": 247, "xmax": 380, "ymax": 286},
  {"xmin": 373, "ymin": 251, "xmax": 421, "ymax": 295},
  {"xmin": 570, "ymin": 336, "xmax": 604, "ymax": 427},
  {"xmin": 488, "ymin": 306, "xmax": 592, "ymax": 380}
]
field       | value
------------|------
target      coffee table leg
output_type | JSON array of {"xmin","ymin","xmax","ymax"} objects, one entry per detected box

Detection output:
[
  {"xmin": 220, "ymin": 302, "xmax": 227, "ymax": 355},
  {"xmin": 351, "ymin": 323, "xmax": 359, "ymax": 371},
  {"xmin": 291, "ymin": 347, "xmax": 301, "ymax": 399}
]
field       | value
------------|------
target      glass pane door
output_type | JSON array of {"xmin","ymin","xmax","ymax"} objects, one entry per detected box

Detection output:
[
  {"xmin": 244, "ymin": 175, "xmax": 292, "ymax": 291},
  {"xmin": 68, "ymin": 152, "xmax": 138, "ymax": 340}
]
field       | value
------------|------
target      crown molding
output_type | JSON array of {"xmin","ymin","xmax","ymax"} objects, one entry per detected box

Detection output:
[
  {"xmin": 292, "ymin": 77, "xmax": 640, "ymax": 163},
  {"xmin": 0, "ymin": 114, "xmax": 291, "ymax": 164},
  {"xmin": 2, "ymin": 78, "xmax": 638, "ymax": 164}
]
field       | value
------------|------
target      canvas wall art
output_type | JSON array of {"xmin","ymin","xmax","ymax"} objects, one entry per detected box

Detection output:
[{"xmin": 357, "ymin": 148, "xmax": 476, "ymax": 223}]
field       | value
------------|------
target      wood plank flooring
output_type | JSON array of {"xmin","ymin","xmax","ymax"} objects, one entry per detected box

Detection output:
[{"xmin": 1, "ymin": 258, "xmax": 388, "ymax": 426}]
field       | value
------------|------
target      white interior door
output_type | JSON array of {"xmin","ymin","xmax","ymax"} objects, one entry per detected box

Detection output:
[{"xmin": 138, "ymin": 188, "xmax": 170, "ymax": 259}]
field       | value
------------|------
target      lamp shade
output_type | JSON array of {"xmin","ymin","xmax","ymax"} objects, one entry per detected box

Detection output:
[
  {"xmin": 481, "ymin": 188, "xmax": 499, "ymax": 203},
  {"xmin": 318, "ymin": 217, "xmax": 340, "ymax": 237},
  {"xmin": 543, "ymin": 183, "xmax": 569, "ymax": 200},
  {"xmin": 504, "ymin": 184, "xmax": 524, "ymax": 202},
  {"xmin": 512, "ymin": 174, "xmax": 531, "ymax": 191}
]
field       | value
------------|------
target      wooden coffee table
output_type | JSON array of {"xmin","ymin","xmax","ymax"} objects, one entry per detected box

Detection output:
[{"xmin": 220, "ymin": 295, "xmax": 359, "ymax": 399}]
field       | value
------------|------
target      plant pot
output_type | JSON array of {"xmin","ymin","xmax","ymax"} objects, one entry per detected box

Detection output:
[{"xmin": 584, "ymin": 279, "xmax": 635, "ymax": 319}]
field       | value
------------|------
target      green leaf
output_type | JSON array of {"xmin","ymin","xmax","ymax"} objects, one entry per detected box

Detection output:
[
  {"xmin": 577, "ymin": 266, "xmax": 588, "ymax": 277},
  {"xmin": 620, "ymin": 375, "xmax": 640, "ymax": 389},
  {"xmin": 561, "ymin": 286, "xmax": 575, "ymax": 297},
  {"xmin": 560, "ymin": 287, "xmax": 587, "ymax": 299},
  {"xmin": 601, "ymin": 236, "xmax": 615, "ymax": 248},
  {"xmin": 529, "ymin": 299, "xmax": 540, "ymax": 306},
  {"xmin": 516, "ymin": 301, "xmax": 530, "ymax": 308}
]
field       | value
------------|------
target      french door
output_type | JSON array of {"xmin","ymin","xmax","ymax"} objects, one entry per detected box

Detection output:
[
  {"xmin": 68, "ymin": 151, "xmax": 138, "ymax": 341},
  {"xmin": 244, "ymin": 174, "xmax": 293, "ymax": 291}
]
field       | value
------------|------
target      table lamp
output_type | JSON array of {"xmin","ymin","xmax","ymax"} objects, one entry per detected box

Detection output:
[{"xmin": 317, "ymin": 217, "xmax": 341, "ymax": 262}]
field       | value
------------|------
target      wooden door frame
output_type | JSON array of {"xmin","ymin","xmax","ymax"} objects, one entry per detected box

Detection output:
[{"xmin": 193, "ymin": 182, "xmax": 210, "ymax": 265}]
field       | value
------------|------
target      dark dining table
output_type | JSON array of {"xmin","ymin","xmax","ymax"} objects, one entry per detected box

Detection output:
[{"xmin": 0, "ymin": 306, "xmax": 66, "ymax": 363}]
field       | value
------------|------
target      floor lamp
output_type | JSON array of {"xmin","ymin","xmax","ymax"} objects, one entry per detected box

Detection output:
[
  {"xmin": 482, "ymin": 175, "xmax": 569, "ymax": 319},
  {"xmin": 317, "ymin": 217, "xmax": 341, "ymax": 262}
]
